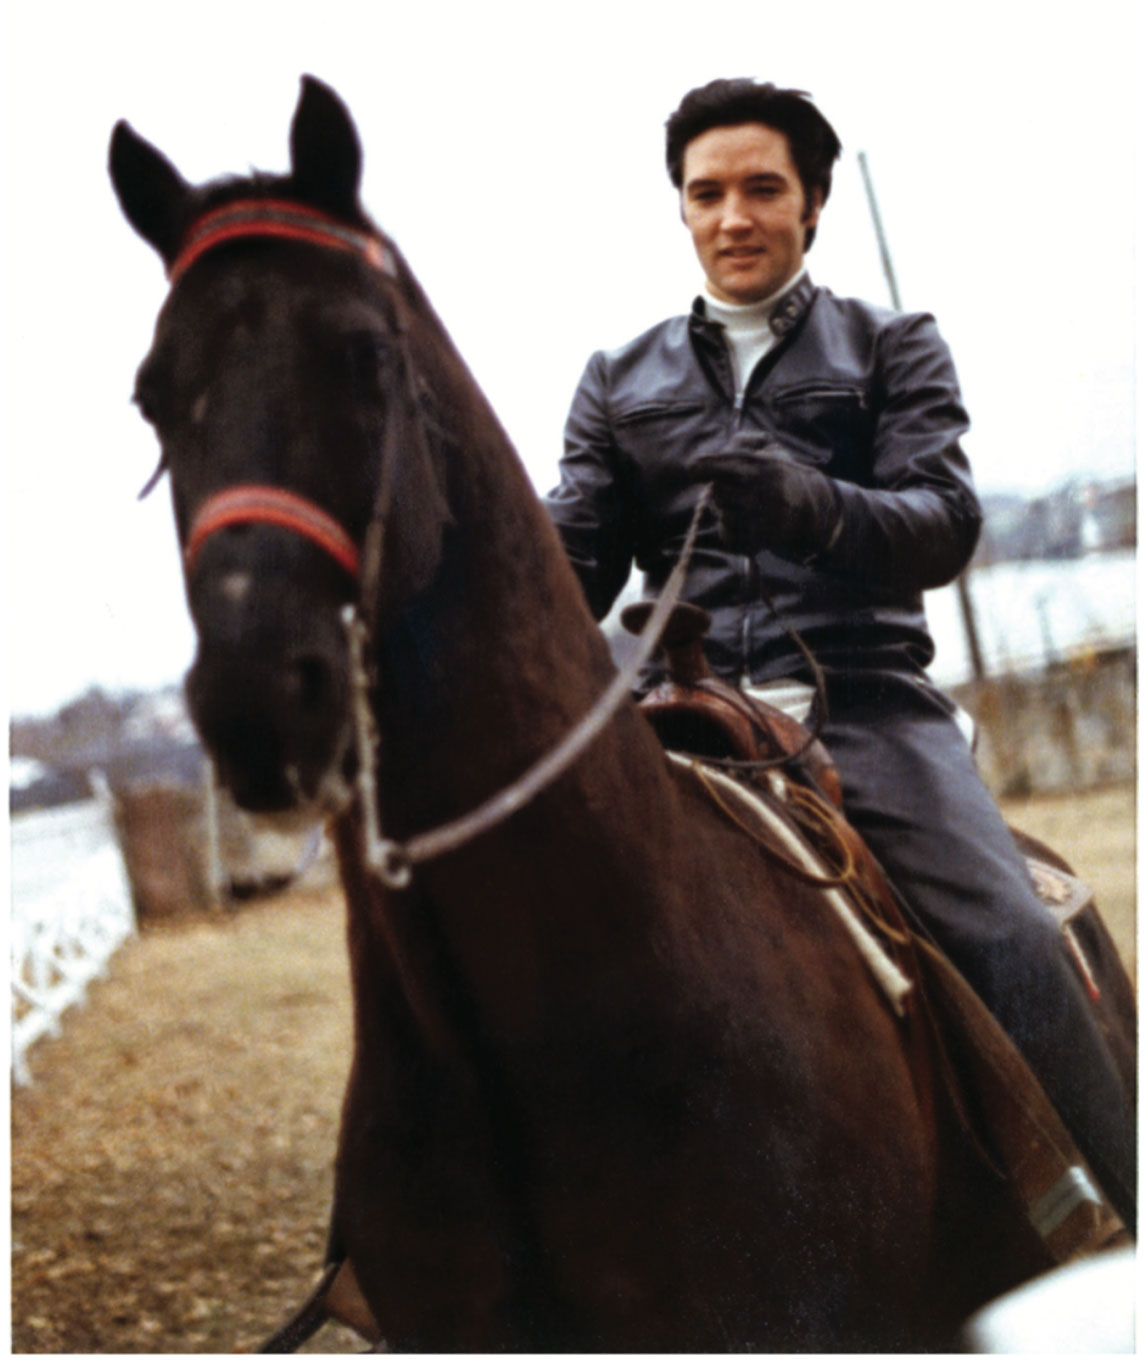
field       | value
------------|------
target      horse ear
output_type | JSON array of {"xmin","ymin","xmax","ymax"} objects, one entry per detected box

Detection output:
[
  {"xmin": 108, "ymin": 121, "xmax": 193, "ymax": 264},
  {"xmin": 288, "ymin": 75, "xmax": 363, "ymax": 220}
]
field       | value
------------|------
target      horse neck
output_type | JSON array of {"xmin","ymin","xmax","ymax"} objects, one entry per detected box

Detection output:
[
  {"xmin": 343, "ymin": 370, "xmax": 686, "ymax": 1055},
  {"xmin": 369, "ymin": 362, "xmax": 625, "ymax": 836}
]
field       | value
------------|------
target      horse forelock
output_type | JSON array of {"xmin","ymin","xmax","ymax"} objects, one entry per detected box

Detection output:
[{"xmin": 193, "ymin": 171, "xmax": 379, "ymax": 236}]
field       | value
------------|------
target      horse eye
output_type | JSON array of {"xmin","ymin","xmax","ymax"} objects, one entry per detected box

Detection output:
[
  {"xmin": 133, "ymin": 358, "xmax": 171, "ymax": 428},
  {"xmin": 344, "ymin": 332, "xmax": 389, "ymax": 387}
]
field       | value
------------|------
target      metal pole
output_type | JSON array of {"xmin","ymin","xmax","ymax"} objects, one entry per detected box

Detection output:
[
  {"xmin": 857, "ymin": 150, "xmax": 986, "ymax": 682},
  {"xmin": 857, "ymin": 151, "xmax": 902, "ymax": 311}
]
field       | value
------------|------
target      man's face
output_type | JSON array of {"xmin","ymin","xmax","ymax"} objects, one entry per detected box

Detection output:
[{"xmin": 680, "ymin": 122, "xmax": 821, "ymax": 305}]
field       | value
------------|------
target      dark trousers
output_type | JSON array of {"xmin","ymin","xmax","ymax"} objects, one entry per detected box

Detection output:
[{"xmin": 814, "ymin": 668, "xmax": 1136, "ymax": 1229}]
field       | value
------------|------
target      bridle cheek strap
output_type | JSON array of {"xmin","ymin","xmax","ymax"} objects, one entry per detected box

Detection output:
[{"xmin": 185, "ymin": 485, "xmax": 360, "ymax": 579}]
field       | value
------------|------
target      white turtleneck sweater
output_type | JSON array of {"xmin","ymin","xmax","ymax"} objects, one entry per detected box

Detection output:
[{"xmin": 703, "ymin": 268, "xmax": 808, "ymax": 402}]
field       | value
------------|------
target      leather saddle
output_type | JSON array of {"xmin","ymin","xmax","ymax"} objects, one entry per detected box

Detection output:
[{"xmin": 621, "ymin": 601, "xmax": 842, "ymax": 807}]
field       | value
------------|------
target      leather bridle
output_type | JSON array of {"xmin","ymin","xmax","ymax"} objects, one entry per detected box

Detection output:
[{"xmin": 165, "ymin": 197, "xmax": 709, "ymax": 890}]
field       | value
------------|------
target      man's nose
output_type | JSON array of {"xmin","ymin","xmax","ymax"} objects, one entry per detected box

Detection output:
[{"xmin": 719, "ymin": 193, "xmax": 753, "ymax": 232}]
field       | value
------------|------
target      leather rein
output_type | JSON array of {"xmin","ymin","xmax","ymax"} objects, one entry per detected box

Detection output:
[{"xmin": 171, "ymin": 197, "xmax": 710, "ymax": 891}]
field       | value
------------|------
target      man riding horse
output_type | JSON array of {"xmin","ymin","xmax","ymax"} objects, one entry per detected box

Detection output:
[
  {"xmin": 109, "ymin": 76, "xmax": 1132, "ymax": 1346},
  {"xmin": 544, "ymin": 77, "xmax": 1136, "ymax": 1228}
]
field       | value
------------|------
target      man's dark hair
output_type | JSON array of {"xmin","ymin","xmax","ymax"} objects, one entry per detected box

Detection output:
[{"xmin": 666, "ymin": 79, "xmax": 842, "ymax": 247}]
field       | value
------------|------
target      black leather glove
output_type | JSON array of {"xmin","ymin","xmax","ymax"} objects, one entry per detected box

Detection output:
[{"xmin": 705, "ymin": 430, "xmax": 842, "ymax": 562}]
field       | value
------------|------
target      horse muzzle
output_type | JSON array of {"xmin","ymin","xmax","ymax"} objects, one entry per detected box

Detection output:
[
  {"xmin": 187, "ymin": 642, "xmax": 356, "ymax": 815},
  {"xmin": 184, "ymin": 569, "xmax": 356, "ymax": 816},
  {"xmin": 181, "ymin": 487, "xmax": 365, "ymax": 816}
]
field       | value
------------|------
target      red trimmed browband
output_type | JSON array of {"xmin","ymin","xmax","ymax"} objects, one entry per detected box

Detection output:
[
  {"xmin": 185, "ymin": 485, "xmax": 361, "ymax": 579},
  {"xmin": 168, "ymin": 198, "xmax": 395, "ymax": 282}
]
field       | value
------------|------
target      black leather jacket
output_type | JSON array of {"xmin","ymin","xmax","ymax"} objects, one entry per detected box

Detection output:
[{"xmin": 544, "ymin": 275, "xmax": 982, "ymax": 684}]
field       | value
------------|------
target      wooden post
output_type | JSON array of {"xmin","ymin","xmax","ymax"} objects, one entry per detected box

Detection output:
[{"xmin": 203, "ymin": 758, "xmax": 224, "ymax": 909}]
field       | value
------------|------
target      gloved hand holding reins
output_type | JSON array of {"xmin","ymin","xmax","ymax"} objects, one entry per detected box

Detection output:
[{"xmin": 705, "ymin": 430, "xmax": 843, "ymax": 564}]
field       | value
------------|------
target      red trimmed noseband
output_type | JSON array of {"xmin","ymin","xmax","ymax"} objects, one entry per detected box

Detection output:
[
  {"xmin": 168, "ymin": 198, "xmax": 396, "ymax": 282},
  {"xmin": 185, "ymin": 485, "xmax": 360, "ymax": 579}
]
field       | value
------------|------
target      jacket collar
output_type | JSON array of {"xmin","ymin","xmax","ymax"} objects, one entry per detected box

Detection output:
[{"xmin": 690, "ymin": 270, "xmax": 817, "ymax": 339}]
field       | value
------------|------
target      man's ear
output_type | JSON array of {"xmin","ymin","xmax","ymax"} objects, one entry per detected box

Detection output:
[{"xmin": 802, "ymin": 187, "xmax": 825, "ymax": 231}]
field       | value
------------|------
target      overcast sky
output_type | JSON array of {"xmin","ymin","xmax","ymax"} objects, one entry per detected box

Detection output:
[{"xmin": 1, "ymin": 0, "xmax": 1139, "ymax": 718}]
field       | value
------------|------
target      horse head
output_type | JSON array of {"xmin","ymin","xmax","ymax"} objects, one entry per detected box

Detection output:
[{"xmin": 109, "ymin": 77, "xmax": 453, "ymax": 816}]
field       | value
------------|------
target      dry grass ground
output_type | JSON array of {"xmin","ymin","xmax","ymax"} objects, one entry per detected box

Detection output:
[
  {"xmin": 11, "ymin": 888, "xmax": 360, "ymax": 1354},
  {"xmin": 1003, "ymin": 782, "xmax": 1136, "ymax": 984},
  {"xmin": 10, "ymin": 783, "xmax": 1136, "ymax": 1353}
]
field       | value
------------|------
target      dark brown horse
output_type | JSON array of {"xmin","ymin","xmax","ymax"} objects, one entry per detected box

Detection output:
[{"xmin": 109, "ymin": 77, "xmax": 1064, "ymax": 1351}]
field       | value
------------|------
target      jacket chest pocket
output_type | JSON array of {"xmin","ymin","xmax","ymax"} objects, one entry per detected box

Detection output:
[
  {"xmin": 612, "ymin": 399, "xmax": 717, "ymax": 481},
  {"xmin": 765, "ymin": 382, "xmax": 873, "ymax": 475},
  {"xmin": 613, "ymin": 398, "xmax": 707, "ymax": 430}
]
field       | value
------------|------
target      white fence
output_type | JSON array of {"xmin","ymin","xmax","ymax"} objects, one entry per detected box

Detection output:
[{"xmin": 10, "ymin": 786, "xmax": 136, "ymax": 1085}]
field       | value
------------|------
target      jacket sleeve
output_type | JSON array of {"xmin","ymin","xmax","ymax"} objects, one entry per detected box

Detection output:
[
  {"xmin": 542, "ymin": 351, "xmax": 635, "ymax": 621},
  {"xmin": 818, "ymin": 311, "xmax": 982, "ymax": 592}
]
